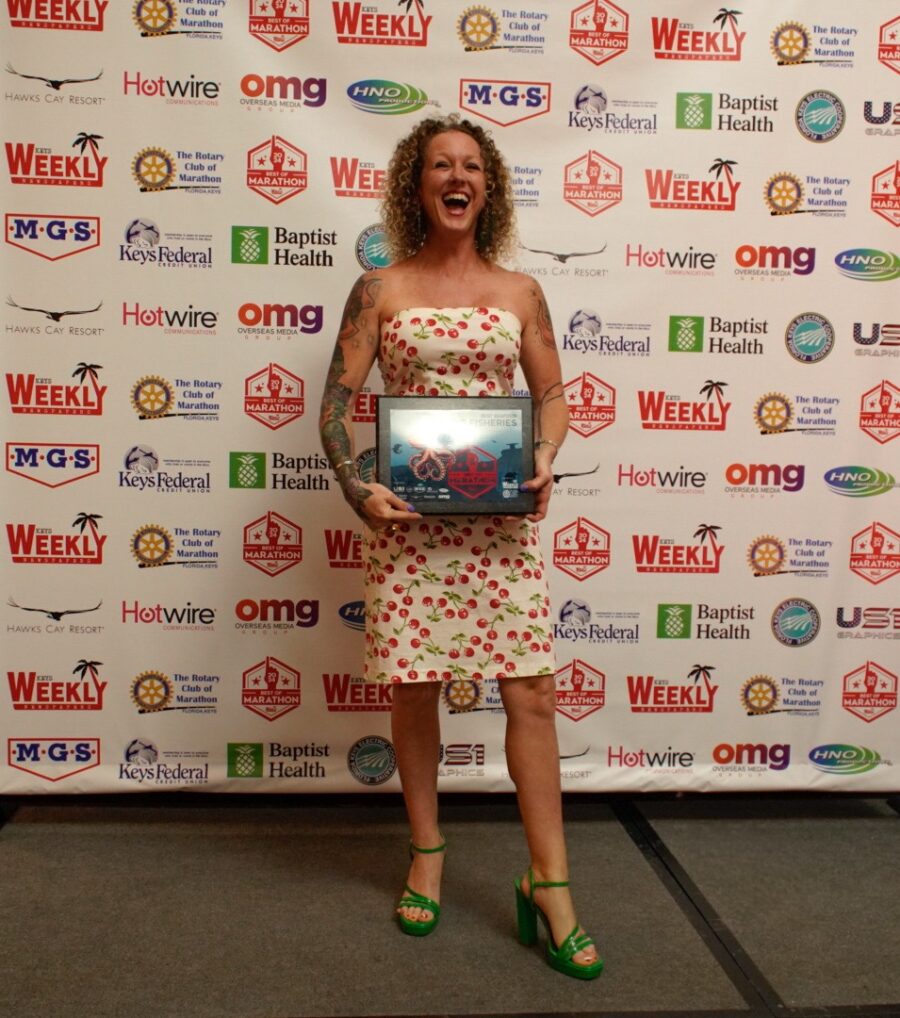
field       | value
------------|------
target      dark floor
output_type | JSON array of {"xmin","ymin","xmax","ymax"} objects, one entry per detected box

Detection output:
[{"xmin": 0, "ymin": 794, "xmax": 897, "ymax": 1018}]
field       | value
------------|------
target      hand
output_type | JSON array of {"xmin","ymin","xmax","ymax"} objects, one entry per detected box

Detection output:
[
  {"xmin": 349, "ymin": 480, "xmax": 422, "ymax": 531},
  {"xmin": 517, "ymin": 455, "xmax": 555, "ymax": 523}
]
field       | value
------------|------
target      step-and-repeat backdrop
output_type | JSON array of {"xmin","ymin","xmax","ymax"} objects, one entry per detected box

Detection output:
[{"xmin": 2, "ymin": 1, "xmax": 898, "ymax": 794}]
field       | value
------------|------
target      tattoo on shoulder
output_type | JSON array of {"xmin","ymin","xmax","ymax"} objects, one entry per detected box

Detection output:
[
  {"xmin": 339, "ymin": 274, "xmax": 382, "ymax": 348},
  {"xmin": 531, "ymin": 285, "xmax": 557, "ymax": 349}
]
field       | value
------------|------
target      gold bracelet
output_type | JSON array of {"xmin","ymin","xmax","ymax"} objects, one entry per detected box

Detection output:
[
  {"xmin": 534, "ymin": 438, "xmax": 560, "ymax": 451},
  {"xmin": 334, "ymin": 458, "xmax": 355, "ymax": 472}
]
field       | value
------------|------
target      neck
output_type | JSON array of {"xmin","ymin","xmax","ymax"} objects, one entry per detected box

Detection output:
[{"xmin": 416, "ymin": 225, "xmax": 486, "ymax": 269}]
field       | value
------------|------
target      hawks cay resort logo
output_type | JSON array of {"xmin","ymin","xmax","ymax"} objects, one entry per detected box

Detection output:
[
  {"xmin": 675, "ymin": 91, "xmax": 776, "ymax": 133},
  {"xmin": 248, "ymin": 0, "xmax": 309, "ymax": 51},
  {"xmin": 645, "ymin": 158, "xmax": 740, "ymax": 211},
  {"xmin": 346, "ymin": 79, "xmax": 432, "ymax": 116},
  {"xmin": 554, "ymin": 597, "xmax": 639, "ymax": 645},
  {"xmin": 6, "ymin": 213, "xmax": 100, "ymax": 261},
  {"xmin": 332, "ymin": 0, "xmax": 430, "ymax": 46},
  {"xmin": 6, "ymin": 361, "xmax": 105, "ymax": 416},
  {"xmin": 568, "ymin": 1, "xmax": 628, "ymax": 67},
  {"xmin": 239, "ymin": 71, "xmax": 326, "ymax": 111},
  {"xmin": 6, "ymin": 511, "xmax": 105, "ymax": 565},
  {"xmin": 668, "ymin": 313, "xmax": 767, "ymax": 355},
  {"xmin": 130, "ymin": 668, "xmax": 219, "ymax": 715},
  {"xmin": 564, "ymin": 372, "xmax": 615, "ymax": 436},
  {"xmin": 457, "ymin": 5, "xmax": 547, "ymax": 55},
  {"xmin": 130, "ymin": 521, "xmax": 220, "ymax": 569},
  {"xmin": 563, "ymin": 309, "xmax": 648, "ymax": 356},
  {"xmin": 652, "ymin": 7, "xmax": 745, "ymax": 61},
  {"xmin": 638, "ymin": 379, "xmax": 730, "ymax": 431},
  {"xmin": 231, "ymin": 224, "xmax": 337, "ymax": 266},
  {"xmin": 7, "ymin": 659, "xmax": 107, "ymax": 711},
  {"xmin": 6, "ymin": 294, "xmax": 104, "ymax": 337},
  {"xmin": 627, "ymin": 665, "xmax": 719, "ymax": 714},
  {"xmin": 131, "ymin": 145, "xmax": 222, "ymax": 194},
  {"xmin": 8, "ymin": 595, "xmax": 103, "ymax": 636},
  {"xmin": 568, "ymin": 83, "xmax": 657, "ymax": 135},
  {"xmin": 763, "ymin": 171, "xmax": 848, "ymax": 217},
  {"xmin": 131, "ymin": 0, "xmax": 223, "ymax": 40},
  {"xmin": 5, "ymin": 131, "xmax": 106, "ymax": 186},
  {"xmin": 119, "ymin": 444, "xmax": 211, "ymax": 494},
  {"xmin": 130, "ymin": 374, "xmax": 221, "ymax": 423},
  {"xmin": 7, "ymin": 0, "xmax": 107, "ymax": 30},
  {"xmin": 459, "ymin": 79, "xmax": 551, "ymax": 127},
  {"xmin": 119, "ymin": 218, "xmax": 212, "ymax": 269},
  {"xmin": 123, "ymin": 69, "xmax": 220, "ymax": 106},
  {"xmin": 746, "ymin": 533, "xmax": 831, "ymax": 579},
  {"xmin": 6, "ymin": 442, "xmax": 100, "ymax": 488},
  {"xmin": 770, "ymin": 20, "xmax": 857, "ymax": 68},
  {"xmin": 632, "ymin": 523, "xmax": 724, "ymax": 574},
  {"xmin": 5, "ymin": 62, "xmax": 104, "ymax": 105}
]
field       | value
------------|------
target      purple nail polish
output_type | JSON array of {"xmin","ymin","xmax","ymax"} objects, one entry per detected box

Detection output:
[{"xmin": 406, "ymin": 503, "xmax": 416, "ymax": 512}]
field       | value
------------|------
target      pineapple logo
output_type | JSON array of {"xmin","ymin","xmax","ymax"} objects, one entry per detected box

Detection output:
[
  {"xmin": 227, "ymin": 742, "xmax": 264, "ymax": 778},
  {"xmin": 657, "ymin": 603, "xmax": 692, "ymax": 639},
  {"xmin": 669, "ymin": 316, "xmax": 704, "ymax": 352},
  {"xmin": 229, "ymin": 451, "xmax": 266, "ymax": 488},
  {"xmin": 231, "ymin": 225, "xmax": 269, "ymax": 264},
  {"xmin": 676, "ymin": 92, "xmax": 712, "ymax": 130}
]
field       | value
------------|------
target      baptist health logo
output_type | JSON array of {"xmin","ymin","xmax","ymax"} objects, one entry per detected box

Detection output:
[
  {"xmin": 657, "ymin": 603, "xmax": 691, "ymax": 638},
  {"xmin": 676, "ymin": 93, "xmax": 712, "ymax": 130},
  {"xmin": 669, "ymin": 316, "xmax": 703, "ymax": 352},
  {"xmin": 230, "ymin": 452, "xmax": 266, "ymax": 488},
  {"xmin": 232, "ymin": 226, "xmax": 269, "ymax": 264}
]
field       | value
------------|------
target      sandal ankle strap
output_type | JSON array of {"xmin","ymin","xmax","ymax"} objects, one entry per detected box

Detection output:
[{"xmin": 410, "ymin": 837, "xmax": 446, "ymax": 854}]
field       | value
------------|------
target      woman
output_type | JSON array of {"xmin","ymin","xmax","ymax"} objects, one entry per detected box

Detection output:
[{"xmin": 319, "ymin": 115, "xmax": 601, "ymax": 980}]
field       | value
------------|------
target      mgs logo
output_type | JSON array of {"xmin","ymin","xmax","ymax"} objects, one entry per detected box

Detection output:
[
  {"xmin": 244, "ymin": 363, "xmax": 304, "ymax": 429},
  {"xmin": 243, "ymin": 511, "xmax": 302, "ymax": 576},
  {"xmin": 849, "ymin": 523, "xmax": 900, "ymax": 585},
  {"xmin": 248, "ymin": 0, "xmax": 309, "ymax": 51},
  {"xmin": 459, "ymin": 80, "xmax": 551, "ymax": 127},
  {"xmin": 553, "ymin": 517, "xmax": 610, "ymax": 580},
  {"xmin": 569, "ymin": 1, "xmax": 628, "ymax": 67},
  {"xmin": 6, "ymin": 443, "xmax": 100, "ymax": 488},
  {"xmin": 563, "ymin": 151, "xmax": 622, "ymax": 216},
  {"xmin": 564, "ymin": 373, "xmax": 615, "ymax": 436},
  {"xmin": 858, "ymin": 380, "xmax": 900, "ymax": 443},
  {"xmin": 5, "ymin": 213, "xmax": 101, "ymax": 261},
  {"xmin": 242, "ymin": 656, "xmax": 301, "ymax": 721},
  {"xmin": 7, "ymin": 738, "xmax": 100, "ymax": 781},
  {"xmin": 6, "ymin": 133, "xmax": 107, "ymax": 187},
  {"xmin": 842, "ymin": 661, "xmax": 897, "ymax": 723},
  {"xmin": 246, "ymin": 136, "xmax": 308, "ymax": 204},
  {"xmin": 554, "ymin": 659, "xmax": 605, "ymax": 721}
]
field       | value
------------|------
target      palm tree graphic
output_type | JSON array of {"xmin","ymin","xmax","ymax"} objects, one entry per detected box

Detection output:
[
  {"xmin": 687, "ymin": 664, "xmax": 716, "ymax": 693},
  {"xmin": 699, "ymin": 379, "xmax": 728, "ymax": 413},
  {"xmin": 693, "ymin": 524, "xmax": 721, "ymax": 548},
  {"xmin": 709, "ymin": 158, "xmax": 737, "ymax": 182},
  {"xmin": 73, "ymin": 659, "xmax": 102, "ymax": 683},
  {"xmin": 72, "ymin": 512, "xmax": 102, "ymax": 536},
  {"xmin": 73, "ymin": 362, "xmax": 102, "ymax": 384},
  {"xmin": 713, "ymin": 8, "xmax": 741, "ymax": 36}
]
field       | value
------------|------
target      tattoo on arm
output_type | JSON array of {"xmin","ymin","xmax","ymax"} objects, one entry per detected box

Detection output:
[
  {"xmin": 531, "ymin": 285, "xmax": 557, "ymax": 349},
  {"xmin": 338, "ymin": 274, "xmax": 382, "ymax": 350}
]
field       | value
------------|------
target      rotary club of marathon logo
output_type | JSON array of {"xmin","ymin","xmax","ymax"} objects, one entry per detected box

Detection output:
[
  {"xmin": 842, "ymin": 662, "xmax": 897, "ymax": 723},
  {"xmin": 553, "ymin": 517, "xmax": 610, "ymax": 580},
  {"xmin": 858, "ymin": 380, "xmax": 900, "ymax": 443},
  {"xmin": 564, "ymin": 372, "xmax": 615, "ymax": 436},
  {"xmin": 563, "ymin": 151, "xmax": 622, "ymax": 216},
  {"xmin": 871, "ymin": 162, "xmax": 900, "ymax": 227},
  {"xmin": 243, "ymin": 363, "xmax": 304, "ymax": 429},
  {"xmin": 130, "ymin": 523, "xmax": 219, "ymax": 569},
  {"xmin": 131, "ymin": 375, "xmax": 220, "ymax": 421},
  {"xmin": 243, "ymin": 511, "xmax": 303, "ymax": 576},
  {"xmin": 248, "ymin": 0, "xmax": 309, "ymax": 51},
  {"xmin": 569, "ymin": 1, "xmax": 628, "ymax": 66},
  {"xmin": 131, "ymin": 147, "xmax": 221, "ymax": 194},
  {"xmin": 554, "ymin": 659, "xmax": 605, "ymax": 721},
  {"xmin": 242, "ymin": 656, "xmax": 301, "ymax": 721},
  {"xmin": 246, "ymin": 137, "xmax": 307, "ymax": 204},
  {"xmin": 132, "ymin": 0, "xmax": 223, "ymax": 39},
  {"xmin": 849, "ymin": 522, "xmax": 900, "ymax": 585}
]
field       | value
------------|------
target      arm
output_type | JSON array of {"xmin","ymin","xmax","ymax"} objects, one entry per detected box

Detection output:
[
  {"xmin": 518, "ymin": 279, "xmax": 570, "ymax": 523},
  {"xmin": 318, "ymin": 274, "xmax": 421, "ymax": 528}
]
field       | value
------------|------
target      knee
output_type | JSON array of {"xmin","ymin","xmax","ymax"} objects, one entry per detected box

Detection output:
[
  {"xmin": 392, "ymin": 682, "xmax": 441, "ymax": 713},
  {"xmin": 503, "ymin": 674, "xmax": 557, "ymax": 721}
]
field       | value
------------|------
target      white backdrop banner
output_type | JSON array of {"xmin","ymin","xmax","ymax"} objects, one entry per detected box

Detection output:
[{"xmin": 2, "ymin": 1, "xmax": 898, "ymax": 793}]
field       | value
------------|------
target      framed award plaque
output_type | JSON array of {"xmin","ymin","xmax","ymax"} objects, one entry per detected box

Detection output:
[{"xmin": 376, "ymin": 396, "xmax": 535, "ymax": 514}]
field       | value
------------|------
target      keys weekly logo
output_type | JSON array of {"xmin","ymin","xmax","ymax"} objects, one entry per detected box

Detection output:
[
  {"xmin": 6, "ymin": 132, "xmax": 106, "ymax": 186},
  {"xmin": 332, "ymin": 0, "xmax": 430, "ymax": 45},
  {"xmin": 627, "ymin": 666, "xmax": 719, "ymax": 713},
  {"xmin": 6, "ymin": 362, "xmax": 105, "ymax": 415},
  {"xmin": 330, "ymin": 156, "xmax": 385, "ymax": 198},
  {"xmin": 645, "ymin": 158, "xmax": 740, "ymax": 211},
  {"xmin": 632, "ymin": 523, "xmax": 724, "ymax": 574},
  {"xmin": 6, "ymin": 0, "xmax": 108, "ymax": 30},
  {"xmin": 638, "ymin": 380, "xmax": 731, "ymax": 430},
  {"xmin": 651, "ymin": 8, "xmax": 745, "ymax": 61},
  {"xmin": 6, "ymin": 512, "xmax": 105, "ymax": 565},
  {"xmin": 7, "ymin": 659, "xmax": 107, "ymax": 710}
]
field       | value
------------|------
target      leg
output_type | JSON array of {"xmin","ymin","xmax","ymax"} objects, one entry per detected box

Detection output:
[
  {"xmin": 391, "ymin": 682, "xmax": 444, "ymax": 923},
  {"xmin": 500, "ymin": 674, "xmax": 599, "ymax": 967}
]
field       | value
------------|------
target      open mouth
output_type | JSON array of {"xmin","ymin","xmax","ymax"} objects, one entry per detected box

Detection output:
[{"xmin": 442, "ymin": 192, "xmax": 470, "ymax": 210}]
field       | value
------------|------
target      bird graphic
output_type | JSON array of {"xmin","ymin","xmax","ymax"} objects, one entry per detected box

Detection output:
[
  {"xmin": 8, "ymin": 597, "xmax": 102, "ymax": 621},
  {"xmin": 6, "ymin": 63, "xmax": 103, "ymax": 91},
  {"xmin": 519, "ymin": 242, "xmax": 607, "ymax": 263},
  {"xmin": 8, "ymin": 297, "xmax": 102, "ymax": 322}
]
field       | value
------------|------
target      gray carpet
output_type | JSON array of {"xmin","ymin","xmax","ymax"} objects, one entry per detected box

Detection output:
[
  {"xmin": 641, "ymin": 797, "xmax": 900, "ymax": 1009},
  {"xmin": 0, "ymin": 800, "xmax": 748, "ymax": 1018}
]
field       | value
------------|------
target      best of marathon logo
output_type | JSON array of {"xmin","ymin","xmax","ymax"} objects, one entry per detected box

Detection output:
[
  {"xmin": 7, "ymin": 512, "xmax": 105, "ymax": 564},
  {"xmin": 645, "ymin": 159, "xmax": 740, "ymax": 211},
  {"xmin": 332, "ymin": 0, "xmax": 430, "ymax": 45},
  {"xmin": 652, "ymin": 8, "xmax": 745, "ymax": 61},
  {"xmin": 859, "ymin": 380, "xmax": 900, "ymax": 443},
  {"xmin": 555, "ymin": 659, "xmax": 605, "ymax": 721},
  {"xmin": 569, "ymin": 1, "xmax": 628, "ymax": 66},
  {"xmin": 248, "ymin": 0, "xmax": 309, "ymax": 51},
  {"xmin": 6, "ymin": 214, "xmax": 100, "ymax": 260},
  {"xmin": 842, "ymin": 661, "xmax": 897, "ymax": 723},
  {"xmin": 849, "ymin": 523, "xmax": 900, "ymax": 585},
  {"xmin": 244, "ymin": 363, "xmax": 304, "ymax": 428},
  {"xmin": 632, "ymin": 523, "xmax": 724, "ymax": 574},
  {"xmin": 878, "ymin": 16, "xmax": 900, "ymax": 75},
  {"xmin": 7, "ymin": 660, "xmax": 106, "ymax": 710},
  {"xmin": 563, "ymin": 150, "xmax": 622, "ymax": 216},
  {"xmin": 553, "ymin": 518, "xmax": 610, "ymax": 580},
  {"xmin": 6, "ymin": 362, "xmax": 105, "ymax": 415},
  {"xmin": 459, "ymin": 80, "xmax": 551, "ymax": 127},
  {"xmin": 6, "ymin": 133, "xmax": 106, "ymax": 186},
  {"xmin": 243, "ymin": 511, "xmax": 303, "ymax": 576},
  {"xmin": 7, "ymin": 442, "xmax": 100, "ymax": 488},
  {"xmin": 242, "ymin": 656, "xmax": 301, "ymax": 721},
  {"xmin": 7, "ymin": 0, "xmax": 108, "ymax": 30},
  {"xmin": 564, "ymin": 372, "xmax": 616, "ymax": 436},
  {"xmin": 247, "ymin": 136, "xmax": 307, "ymax": 204},
  {"xmin": 638, "ymin": 381, "xmax": 731, "ymax": 431}
]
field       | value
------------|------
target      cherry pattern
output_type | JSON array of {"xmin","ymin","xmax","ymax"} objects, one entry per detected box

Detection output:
[{"xmin": 364, "ymin": 308, "xmax": 554, "ymax": 684}]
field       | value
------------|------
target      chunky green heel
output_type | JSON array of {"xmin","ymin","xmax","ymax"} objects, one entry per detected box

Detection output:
[
  {"xmin": 514, "ymin": 867, "xmax": 604, "ymax": 980},
  {"xmin": 396, "ymin": 838, "xmax": 446, "ymax": 937}
]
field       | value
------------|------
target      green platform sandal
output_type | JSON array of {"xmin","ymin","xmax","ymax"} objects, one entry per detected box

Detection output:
[
  {"xmin": 515, "ymin": 867, "xmax": 603, "ymax": 980},
  {"xmin": 396, "ymin": 838, "xmax": 446, "ymax": 937}
]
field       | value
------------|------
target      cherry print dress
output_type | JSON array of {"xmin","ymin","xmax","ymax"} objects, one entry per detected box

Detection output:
[{"xmin": 363, "ymin": 306, "xmax": 555, "ymax": 684}]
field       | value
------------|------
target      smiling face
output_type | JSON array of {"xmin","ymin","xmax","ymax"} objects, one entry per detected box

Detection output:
[{"xmin": 418, "ymin": 129, "xmax": 487, "ymax": 239}]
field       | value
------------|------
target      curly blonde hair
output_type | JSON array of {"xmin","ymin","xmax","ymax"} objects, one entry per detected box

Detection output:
[{"xmin": 381, "ymin": 114, "xmax": 517, "ymax": 263}]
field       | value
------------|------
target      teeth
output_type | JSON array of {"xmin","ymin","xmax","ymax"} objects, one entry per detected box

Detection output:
[{"xmin": 443, "ymin": 192, "xmax": 469, "ymax": 207}]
